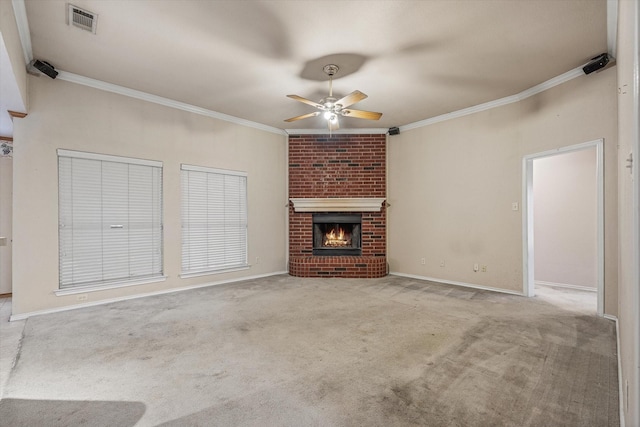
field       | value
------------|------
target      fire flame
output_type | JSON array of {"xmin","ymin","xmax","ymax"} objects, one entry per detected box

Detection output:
[{"xmin": 324, "ymin": 226, "xmax": 351, "ymax": 247}]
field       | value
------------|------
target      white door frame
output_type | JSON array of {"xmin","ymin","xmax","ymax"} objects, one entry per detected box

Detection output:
[{"xmin": 522, "ymin": 139, "xmax": 604, "ymax": 316}]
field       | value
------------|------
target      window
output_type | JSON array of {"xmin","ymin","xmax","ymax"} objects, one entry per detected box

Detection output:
[
  {"xmin": 181, "ymin": 164, "xmax": 248, "ymax": 276},
  {"xmin": 58, "ymin": 150, "xmax": 163, "ymax": 292}
]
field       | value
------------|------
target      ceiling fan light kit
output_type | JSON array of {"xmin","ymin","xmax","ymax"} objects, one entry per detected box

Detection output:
[{"xmin": 285, "ymin": 64, "xmax": 382, "ymax": 131}]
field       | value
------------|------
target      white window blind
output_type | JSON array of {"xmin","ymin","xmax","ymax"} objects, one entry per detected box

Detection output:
[
  {"xmin": 58, "ymin": 150, "xmax": 163, "ymax": 289},
  {"xmin": 181, "ymin": 164, "xmax": 248, "ymax": 275}
]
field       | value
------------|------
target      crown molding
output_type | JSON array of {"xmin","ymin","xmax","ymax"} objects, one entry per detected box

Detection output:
[
  {"xmin": 49, "ymin": 64, "xmax": 596, "ymax": 137},
  {"xmin": 56, "ymin": 71, "xmax": 287, "ymax": 136},
  {"xmin": 11, "ymin": 0, "xmax": 32, "ymax": 64},
  {"xmin": 400, "ymin": 66, "xmax": 586, "ymax": 132},
  {"xmin": 607, "ymin": 0, "xmax": 618, "ymax": 59}
]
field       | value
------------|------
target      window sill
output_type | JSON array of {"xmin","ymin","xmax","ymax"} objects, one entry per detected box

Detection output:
[
  {"xmin": 55, "ymin": 275, "xmax": 168, "ymax": 296},
  {"xmin": 179, "ymin": 265, "xmax": 250, "ymax": 279}
]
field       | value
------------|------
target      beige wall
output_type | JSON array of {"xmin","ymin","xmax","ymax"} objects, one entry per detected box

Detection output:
[
  {"xmin": 0, "ymin": 0, "xmax": 28, "ymax": 108},
  {"xmin": 12, "ymin": 76, "xmax": 287, "ymax": 315},
  {"xmin": 0, "ymin": 155, "xmax": 11, "ymax": 294},
  {"xmin": 533, "ymin": 148, "xmax": 597, "ymax": 289},
  {"xmin": 388, "ymin": 67, "xmax": 618, "ymax": 315},
  {"xmin": 616, "ymin": 0, "xmax": 640, "ymax": 424}
]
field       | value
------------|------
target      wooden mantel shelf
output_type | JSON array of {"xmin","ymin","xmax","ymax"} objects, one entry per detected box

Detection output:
[{"xmin": 289, "ymin": 198, "xmax": 386, "ymax": 212}]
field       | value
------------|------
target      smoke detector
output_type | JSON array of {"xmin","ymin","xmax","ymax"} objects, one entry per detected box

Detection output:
[{"xmin": 67, "ymin": 4, "xmax": 98, "ymax": 34}]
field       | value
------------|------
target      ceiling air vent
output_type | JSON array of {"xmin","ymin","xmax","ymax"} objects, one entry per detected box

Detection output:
[{"xmin": 67, "ymin": 4, "xmax": 98, "ymax": 34}]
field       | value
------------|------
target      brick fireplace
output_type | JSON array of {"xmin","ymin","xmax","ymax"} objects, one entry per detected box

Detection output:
[{"xmin": 288, "ymin": 134, "xmax": 387, "ymax": 278}]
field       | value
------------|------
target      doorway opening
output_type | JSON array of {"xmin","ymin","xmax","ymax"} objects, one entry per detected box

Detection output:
[{"xmin": 522, "ymin": 139, "xmax": 604, "ymax": 316}]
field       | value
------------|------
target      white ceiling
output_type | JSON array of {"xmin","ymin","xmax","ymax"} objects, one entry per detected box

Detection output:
[{"xmin": 10, "ymin": 0, "xmax": 610, "ymax": 134}]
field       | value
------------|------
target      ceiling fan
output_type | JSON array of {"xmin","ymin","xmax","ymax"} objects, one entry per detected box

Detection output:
[{"xmin": 285, "ymin": 64, "xmax": 382, "ymax": 131}]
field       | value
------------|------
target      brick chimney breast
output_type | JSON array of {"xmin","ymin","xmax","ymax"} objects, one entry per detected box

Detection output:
[{"xmin": 288, "ymin": 134, "xmax": 387, "ymax": 278}]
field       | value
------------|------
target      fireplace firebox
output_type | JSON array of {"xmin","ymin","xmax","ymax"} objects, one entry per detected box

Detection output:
[{"xmin": 312, "ymin": 214, "xmax": 361, "ymax": 256}]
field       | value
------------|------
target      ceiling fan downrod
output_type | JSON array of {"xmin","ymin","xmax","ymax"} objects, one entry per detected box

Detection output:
[{"xmin": 323, "ymin": 64, "xmax": 339, "ymax": 98}]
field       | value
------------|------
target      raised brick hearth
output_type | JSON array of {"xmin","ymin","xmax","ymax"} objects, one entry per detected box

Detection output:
[{"xmin": 288, "ymin": 134, "xmax": 387, "ymax": 278}]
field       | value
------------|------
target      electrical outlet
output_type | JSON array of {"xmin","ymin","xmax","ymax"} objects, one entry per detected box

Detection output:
[
  {"xmin": 420, "ymin": 258, "xmax": 426, "ymax": 265},
  {"xmin": 77, "ymin": 294, "xmax": 88, "ymax": 301},
  {"xmin": 512, "ymin": 202, "xmax": 519, "ymax": 211},
  {"xmin": 481, "ymin": 265, "xmax": 487, "ymax": 272},
  {"xmin": 440, "ymin": 260, "xmax": 445, "ymax": 267},
  {"xmin": 473, "ymin": 263, "xmax": 479, "ymax": 272},
  {"xmin": 255, "ymin": 256, "xmax": 261, "ymax": 264}
]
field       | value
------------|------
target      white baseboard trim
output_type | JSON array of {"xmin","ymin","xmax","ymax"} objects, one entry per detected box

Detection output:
[
  {"xmin": 605, "ymin": 315, "xmax": 625, "ymax": 427},
  {"xmin": 535, "ymin": 280, "xmax": 597, "ymax": 292},
  {"xmin": 9, "ymin": 271, "xmax": 288, "ymax": 321},
  {"xmin": 604, "ymin": 314, "xmax": 618, "ymax": 322},
  {"xmin": 389, "ymin": 272, "xmax": 525, "ymax": 296}
]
